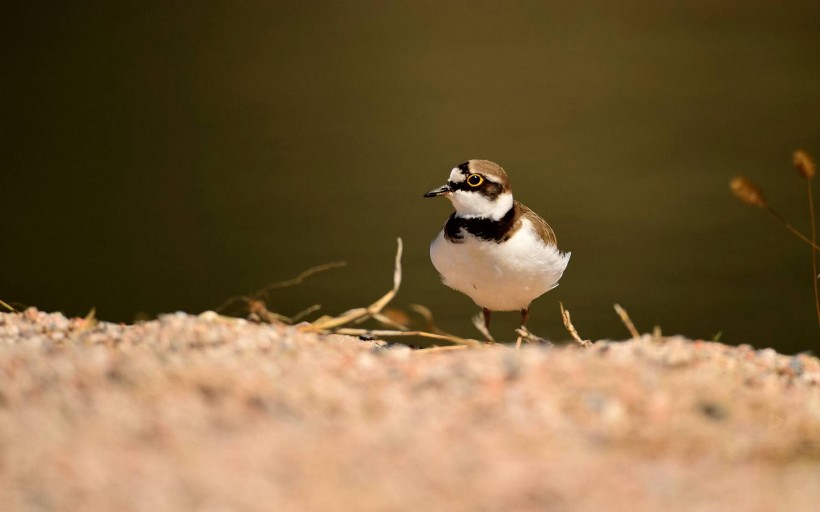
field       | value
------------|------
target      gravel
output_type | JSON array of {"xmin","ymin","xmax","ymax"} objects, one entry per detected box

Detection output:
[{"xmin": 1, "ymin": 308, "xmax": 819, "ymax": 512}]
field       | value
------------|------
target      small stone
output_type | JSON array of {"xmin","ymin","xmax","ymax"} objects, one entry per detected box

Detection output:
[
  {"xmin": 698, "ymin": 402, "xmax": 728, "ymax": 421},
  {"xmin": 789, "ymin": 357, "xmax": 804, "ymax": 376},
  {"xmin": 198, "ymin": 311, "xmax": 220, "ymax": 322}
]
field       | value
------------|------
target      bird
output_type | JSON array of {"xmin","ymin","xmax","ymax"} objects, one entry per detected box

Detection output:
[{"xmin": 424, "ymin": 160, "xmax": 570, "ymax": 339}]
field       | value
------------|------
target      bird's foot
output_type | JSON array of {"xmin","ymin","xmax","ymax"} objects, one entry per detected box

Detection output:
[{"xmin": 515, "ymin": 326, "xmax": 552, "ymax": 349}]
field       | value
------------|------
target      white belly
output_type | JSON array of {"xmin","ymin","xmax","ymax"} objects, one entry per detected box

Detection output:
[{"xmin": 430, "ymin": 219, "xmax": 570, "ymax": 311}]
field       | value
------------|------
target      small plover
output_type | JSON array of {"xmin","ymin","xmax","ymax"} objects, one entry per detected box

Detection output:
[{"xmin": 424, "ymin": 160, "xmax": 570, "ymax": 338}]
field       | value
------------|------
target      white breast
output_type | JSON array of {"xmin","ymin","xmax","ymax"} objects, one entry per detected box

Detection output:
[{"xmin": 430, "ymin": 218, "xmax": 570, "ymax": 311}]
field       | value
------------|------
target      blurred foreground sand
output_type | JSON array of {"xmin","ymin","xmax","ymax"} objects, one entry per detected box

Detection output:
[{"xmin": 1, "ymin": 309, "xmax": 819, "ymax": 512}]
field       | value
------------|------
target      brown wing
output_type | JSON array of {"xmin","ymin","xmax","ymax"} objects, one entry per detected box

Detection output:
[{"xmin": 515, "ymin": 201, "xmax": 558, "ymax": 247}]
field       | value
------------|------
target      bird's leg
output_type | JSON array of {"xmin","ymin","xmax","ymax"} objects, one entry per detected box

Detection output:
[
  {"xmin": 516, "ymin": 307, "xmax": 551, "ymax": 348},
  {"xmin": 473, "ymin": 308, "xmax": 495, "ymax": 343},
  {"xmin": 516, "ymin": 308, "xmax": 530, "ymax": 350}
]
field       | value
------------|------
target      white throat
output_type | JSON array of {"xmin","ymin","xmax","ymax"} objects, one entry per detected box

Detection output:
[{"xmin": 450, "ymin": 191, "xmax": 513, "ymax": 220}]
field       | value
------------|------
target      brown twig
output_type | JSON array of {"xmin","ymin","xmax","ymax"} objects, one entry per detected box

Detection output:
[
  {"xmin": 765, "ymin": 205, "xmax": 820, "ymax": 250},
  {"xmin": 305, "ymin": 239, "xmax": 403, "ymax": 331},
  {"xmin": 730, "ymin": 175, "xmax": 820, "ymax": 250},
  {"xmin": 795, "ymin": 149, "xmax": 820, "ymax": 328},
  {"xmin": 333, "ymin": 328, "xmax": 484, "ymax": 347},
  {"xmin": 415, "ymin": 345, "xmax": 469, "ymax": 353},
  {"xmin": 367, "ymin": 313, "xmax": 409, "ymax": 331},
  {"xmin": 290, "ymin": 304, "xmax": 322, "ymax": 323},
  {"xmin": 513, "ymin": 326, "xmax": 552, "ymax": 349},
  {"xmin": 256, "ymin": 261, "xmax": 347, "ymax": 297},
  {"xmin": 247, "ymin": 299, "xmax": 291, "ymax": 323},
  {"xmin": 215, "ymin": 261, "xmax": 346, "ymax": 315},
  {"xmin": 216, "ymin": 238, "xmax": 503, "ymax": 348},
  {"xmin": 613, "ymin": 303, "xmax": 640, "ymax": 339},
  {"xmin": 806, "ymin": 179, "xmax": 820, "ymax": 328},
  {"xmin": 560, "ymin": 302, "xmax": 591, "ymax": 347},
  {"xmin": 408, "ymin": 304, "xmax": 456, "ymax": 337}
]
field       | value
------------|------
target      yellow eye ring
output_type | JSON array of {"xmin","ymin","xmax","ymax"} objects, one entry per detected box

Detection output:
[{"xmin": 467, "ymin": 174, "xmax": 484, "ymax": 187}]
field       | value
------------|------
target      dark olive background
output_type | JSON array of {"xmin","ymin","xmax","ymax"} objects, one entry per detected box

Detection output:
[{"xmin": 4, "ymin": 1, "xmax": 820, "ymax": 352}]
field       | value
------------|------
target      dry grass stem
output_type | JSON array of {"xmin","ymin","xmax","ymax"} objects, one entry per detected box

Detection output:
[
  {"xmin": 653, "ymin": 325, "xmax": 663, "ymax": 341},
  {"xmin": 800, "ymin": 150, "xmax": 820, "ymax": 328},
  {"xmin": 367, "ymin": 313, "xmax": 409, "ymax": 331},
  {"xmin": 247, "ymin": 300, "xmax": 291, "ymax": 323},
  {"xmin": 560, "ymin": 302, "xmax": 591, "ymax": 347},
  {"xmin": 333, "ymin": 328, "xmax": 484, "ymax": 347},
  {"xmin": 807, "ymin": 179, "xmax": 820, "ymax": 328},
  {"xmin": 215, "ymin": 237, "xmax": 491, "ymax": 347},
  {"xmin": 415, "ymin": 345, "xmax": 469, "ymax": 353},
  {"xmin": 300, "ymin": 239, "xmax": 484, "ymax": 347},
  {"xmin": 306, "ymin": 239, "xmax": 403, "ymax": 331},
  {"xmin": 513, "ymin": 327, "xmax": 528, "ymax": 350},
  {"xmin": 614, "ymin": 303, "xmax": 640, "ymax": 339},
  {"xmin": 216, "ymin": 237, "xmax": 558, "ymax": 348},
  {"xmin": 257, "ymin": 261, "xmax": 347, "ymax": 297},
  {"xmin": 408, "ymin": 304, "xmax": 457, "ymax": 337},
  {"xmin": 731, "ymin": 176, "xmax": 820, "ymax": 250},
  {"xmin": 731, "ymin": 150, "xmax": 820, "ymax": 332},
  {"xmin": 0, "ymin": 299, "xmax": 16, "ymax": 313},
  {"xmin": 216, "ymin": 261, "xmax": 347, "ymax": 318},
  {"xmin": 290, "ymin": 304, "xmax": 322, "ymax": 323},
  {"xmin": 514, "ymin": 327, "xmax": 552, "ymax": 350},
  {"xmin": 765, "ymin": 205, "xmax": 820, "ymax": 250},
  {"xmin": 82, "ymin": 307, "xmax": 97, "ymax": 327}
]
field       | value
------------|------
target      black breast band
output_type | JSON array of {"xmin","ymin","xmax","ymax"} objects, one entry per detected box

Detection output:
[{"xmin": 443, "ymin": 206, "xmax": 516, "ymax": 244}]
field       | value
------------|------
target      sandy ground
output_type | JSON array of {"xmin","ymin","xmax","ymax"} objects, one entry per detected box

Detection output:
[{"xmin": 0, "ymin": 308, "xmax": 819, "ymax": 512}]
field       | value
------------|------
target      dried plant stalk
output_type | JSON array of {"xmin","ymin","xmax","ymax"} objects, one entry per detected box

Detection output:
[
  {"xmin": 290, "ymin": 304, "xmax": 322, "ymax": 323},
  {"xmin": 216, "ymin": 261, "xmax": 347, "ymax": 318},
  {"xmin": 415, "ymin": 345, "xmax": 469, "ymax": 353},
  {"xmin": 796, "ymin": 150, "xmax": 820, "ymax": 328},
  {"xmin": 367, "ymin": 313, "xmax": 409, "ymax": 331},
  {"xmin": 333, "ymin": 328, "xmax": 484, "ymax": 347},
  {"xmin": 560, "ymin": 302, "xmax": 591, "ymax": 347},
  {"xmin": 0, "ymin": 299, "xmax": 16, "ymax": 313},
  {"xmin": 257, "ymin": 261, "xmax": 347, "ymax": 296},
  {"xmin": 731, "ymin": 151, "xmax": 820, "ymax": 332},
  {"xmin": 408, "ymin": 304, "xmax": 456, "ymax": 336},
  {"xmin": 514, "ymin": 326, "xmax": 551, "ymax": 349},
  {"xmin": 614, "ymin": 303, "xmax": 640, "ymax": 339},
  {"xmin": 306, "ymin": 239, "xmax": 404, "ymax": 331},
  {"xmin": 219, "ymin": 237, "xmax": 549, "ymax": 348},
  {"xmin": 731, "ymin": 176, "xmax": 820, "ymax": 250}
]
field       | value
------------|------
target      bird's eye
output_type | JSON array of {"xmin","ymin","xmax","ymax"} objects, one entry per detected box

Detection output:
[{"xmin": 467, "ymin": 174, "xmax": 484, "ymax": 187}]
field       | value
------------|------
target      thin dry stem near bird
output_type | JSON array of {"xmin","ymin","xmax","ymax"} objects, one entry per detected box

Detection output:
[
  {"xmin": 214, "ymin": 236, "xmax": 591, "ymax": 348},
  {"xmin": 731, "ymin": 148, "xmax": 820, "ymax": 331},
  {"xmin": 217, "ymin": 238, "xmax": 487, "ymax": 347},
  {"xmin": 794, "ymin": 149, "xmax": 820, "ymax": 328}
]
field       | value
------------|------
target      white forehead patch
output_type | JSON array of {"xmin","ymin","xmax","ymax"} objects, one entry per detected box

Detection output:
[{"xmin": 449, "ymin": 167, "xmax": 466, "ymax": 183}]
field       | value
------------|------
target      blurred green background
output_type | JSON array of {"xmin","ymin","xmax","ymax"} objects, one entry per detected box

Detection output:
[{"xmin": 4, "ymin": 1, "xmax": 820, "ymax": 352}]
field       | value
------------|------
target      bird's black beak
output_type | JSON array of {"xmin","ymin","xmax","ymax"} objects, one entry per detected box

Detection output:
[{"xmin": 424, "ymin": 184, "xmax": 452, "ymax": 198}]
